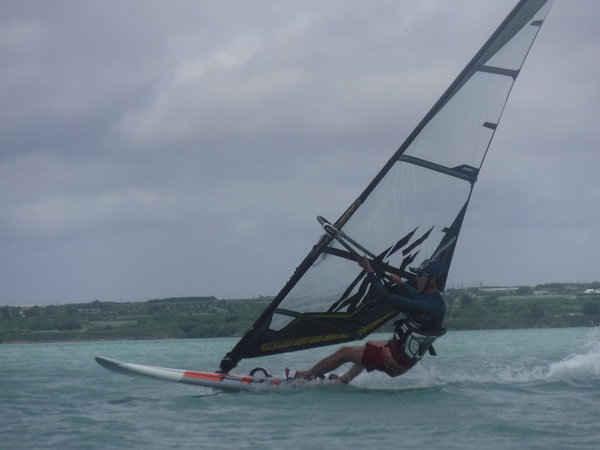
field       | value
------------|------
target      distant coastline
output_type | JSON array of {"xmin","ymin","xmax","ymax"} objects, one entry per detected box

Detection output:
[{"xmin": 2, "ymin": 284, "xmax": 599, "ymax": 344}]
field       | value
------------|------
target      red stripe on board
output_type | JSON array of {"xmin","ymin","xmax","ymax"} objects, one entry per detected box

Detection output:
[
  {"xmin": 183, "ymin": 371, "xmax": 225, "ymax": 382},
  {"xmin": 181, "ymin": 371, "xmax": 284, "ymax": 387}
]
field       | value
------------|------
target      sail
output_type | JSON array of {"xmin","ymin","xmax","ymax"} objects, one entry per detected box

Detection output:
[{"xmin": 220, "ymin": 0, "xmax": 554, "ymax": 372}]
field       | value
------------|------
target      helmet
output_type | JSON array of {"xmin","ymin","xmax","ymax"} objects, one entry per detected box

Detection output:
[{"xmin": 409, "ymin": 258, "xmax": 444, "ymax": 278}]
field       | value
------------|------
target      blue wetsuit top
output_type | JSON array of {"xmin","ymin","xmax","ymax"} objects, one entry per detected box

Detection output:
[{"xmin": 366, "ymin": 272, "xmax": 446, "ymax": 331}]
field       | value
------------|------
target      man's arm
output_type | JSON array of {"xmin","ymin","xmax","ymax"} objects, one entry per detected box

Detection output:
[{"xmin": 366, "ymin": 272, "xmax": 437, "ymax": 316}]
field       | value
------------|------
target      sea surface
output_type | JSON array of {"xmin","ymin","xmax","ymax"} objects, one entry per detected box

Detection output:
[{"xmin": 1, "ymin": 328, "xmax": 599, "ymax": 449}]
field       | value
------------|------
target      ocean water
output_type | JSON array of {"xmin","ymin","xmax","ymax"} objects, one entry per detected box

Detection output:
[{"xmin": 1, "ymin": 328, "xmax": 599, "ymax": 450}]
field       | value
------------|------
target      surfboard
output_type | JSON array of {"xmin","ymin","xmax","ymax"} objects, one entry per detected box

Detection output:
[{"xmin": 95, "ymin": 356, "xmax": 329, "ymax": 391}]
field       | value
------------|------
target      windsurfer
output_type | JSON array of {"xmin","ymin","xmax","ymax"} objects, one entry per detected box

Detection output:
[{"xmin": 286, "ymin": 257, "xmax": 447, "ymax": 384}]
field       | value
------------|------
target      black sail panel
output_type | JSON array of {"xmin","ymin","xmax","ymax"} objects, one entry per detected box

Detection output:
[{"xmin": 220, "ymin": 0, "xmax": 554, "ymax": 372}]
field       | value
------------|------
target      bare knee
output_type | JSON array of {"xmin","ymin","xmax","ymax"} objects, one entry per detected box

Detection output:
[
  {"xmin": 335, "ymin": 346, "xmax": 354, "ymax": 358},
  {"xmin": 336, "ymin": 346, "xmax": 352, "ymax": 356},
  {"xmin": 365, "ymin": 340, "xmax": 387, "ymax": 348}
]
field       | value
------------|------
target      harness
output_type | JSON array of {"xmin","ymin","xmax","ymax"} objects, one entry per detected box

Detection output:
[{"xmin": 393, "ymin": 320, "xmax": 447, "ymax": 361}]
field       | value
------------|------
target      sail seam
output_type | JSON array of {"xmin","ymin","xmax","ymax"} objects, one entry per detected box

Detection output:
[
  {"xmin": 474, "ymin": 65, "xmax": 520, "ymax": 79},
  {"xmin": 397, "ymin": 155, "xmax": 478, "ymax": 183}
]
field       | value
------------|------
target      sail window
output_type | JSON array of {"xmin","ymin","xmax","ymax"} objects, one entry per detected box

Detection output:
[{"xmin": 404, "ymin": 71, "xmax": 513, "ymax": 170}]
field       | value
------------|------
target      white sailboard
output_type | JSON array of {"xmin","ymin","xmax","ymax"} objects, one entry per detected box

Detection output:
[{"xmin": 95, "ymin": 356, "xmax": 332, "ymax": 391}]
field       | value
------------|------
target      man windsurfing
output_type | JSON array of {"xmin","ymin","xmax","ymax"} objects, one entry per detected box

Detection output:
[{"xmin": 286, "ymin": 257, "xmax": 447, "ymax": 383}]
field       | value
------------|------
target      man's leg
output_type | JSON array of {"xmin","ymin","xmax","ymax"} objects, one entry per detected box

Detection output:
[
  {"xmin": 338, "ymin": 363, "xmax": 364, "ymax": 384},
  {"xmin": 295, "ymin": 345, "xmax": 365, "ymax": 379}
]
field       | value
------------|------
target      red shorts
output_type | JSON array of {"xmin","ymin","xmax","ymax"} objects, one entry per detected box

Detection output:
[{"xmin": 361, "ymin": 340, "xmax": 417, "ymax": 377}]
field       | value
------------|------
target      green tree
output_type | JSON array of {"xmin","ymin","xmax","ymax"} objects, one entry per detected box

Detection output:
[
  {"xmin": 583, "ymin": 301, "xmax": 600, "ymax": 315},
  {"xmin": 516, "ymin": 286, "xmax": 534, "ymax": 295},
  {"xmin": 460, "ymin": 294, "xmax": 475, "ymax": 307}
]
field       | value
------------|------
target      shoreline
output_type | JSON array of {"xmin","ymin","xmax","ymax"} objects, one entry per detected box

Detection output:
[{"xmin": 3, "ymin": 324, "xmax": 597, "ymax": 345}]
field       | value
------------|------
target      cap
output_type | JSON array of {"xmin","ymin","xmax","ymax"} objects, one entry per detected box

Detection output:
[{"xmin": 409, "ymin": 258, "xmax": 445, "ymax": 278}]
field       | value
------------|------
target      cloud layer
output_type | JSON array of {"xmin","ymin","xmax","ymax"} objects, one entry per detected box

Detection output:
[{"xmin": 1, "ymin": 1, "xmax": 598, "ymax": 305}]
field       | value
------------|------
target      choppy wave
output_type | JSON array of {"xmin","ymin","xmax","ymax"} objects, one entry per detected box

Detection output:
[
  {"xmin": 547, "ymin": 328, "xmax": 600, "ymax": 380},
  {"xmin": 354, "ymin": 328, "xmax": 600, "ymax": 390}
]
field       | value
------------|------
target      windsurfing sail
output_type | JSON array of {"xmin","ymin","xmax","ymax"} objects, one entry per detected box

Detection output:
[{"xmin": 220, "ymin": 0, "xmax": 554, "ymax": 373}]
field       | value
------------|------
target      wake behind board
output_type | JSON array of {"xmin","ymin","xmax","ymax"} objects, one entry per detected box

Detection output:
[{"xmin": 95, "ymin": 356, "xmax": 332, "ymax": 391}]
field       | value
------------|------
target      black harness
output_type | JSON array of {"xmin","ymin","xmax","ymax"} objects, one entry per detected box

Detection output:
[{"xmin": 393, "ymin": 320, "xmax": 447, "ymax": 360}]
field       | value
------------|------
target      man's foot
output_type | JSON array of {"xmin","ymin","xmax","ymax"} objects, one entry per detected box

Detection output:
[{"xmin": 284, "ymin": 368, "xmax": 313, "ymax": 380}]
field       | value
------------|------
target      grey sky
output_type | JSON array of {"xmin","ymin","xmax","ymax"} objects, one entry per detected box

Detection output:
[{"xmin": 1, "ymin": 1, "xmax": 598, "ymax": 306}]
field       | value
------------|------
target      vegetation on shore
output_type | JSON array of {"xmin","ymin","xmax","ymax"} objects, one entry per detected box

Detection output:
[{"xmin": 1, "ymin": 283, "xmax": 599, "ymax": 343}]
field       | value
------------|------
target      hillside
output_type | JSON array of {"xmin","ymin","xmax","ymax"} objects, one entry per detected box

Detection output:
[{"xmin": 1, "ymin": 283, "xmax": 599, "ymax": 343}]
